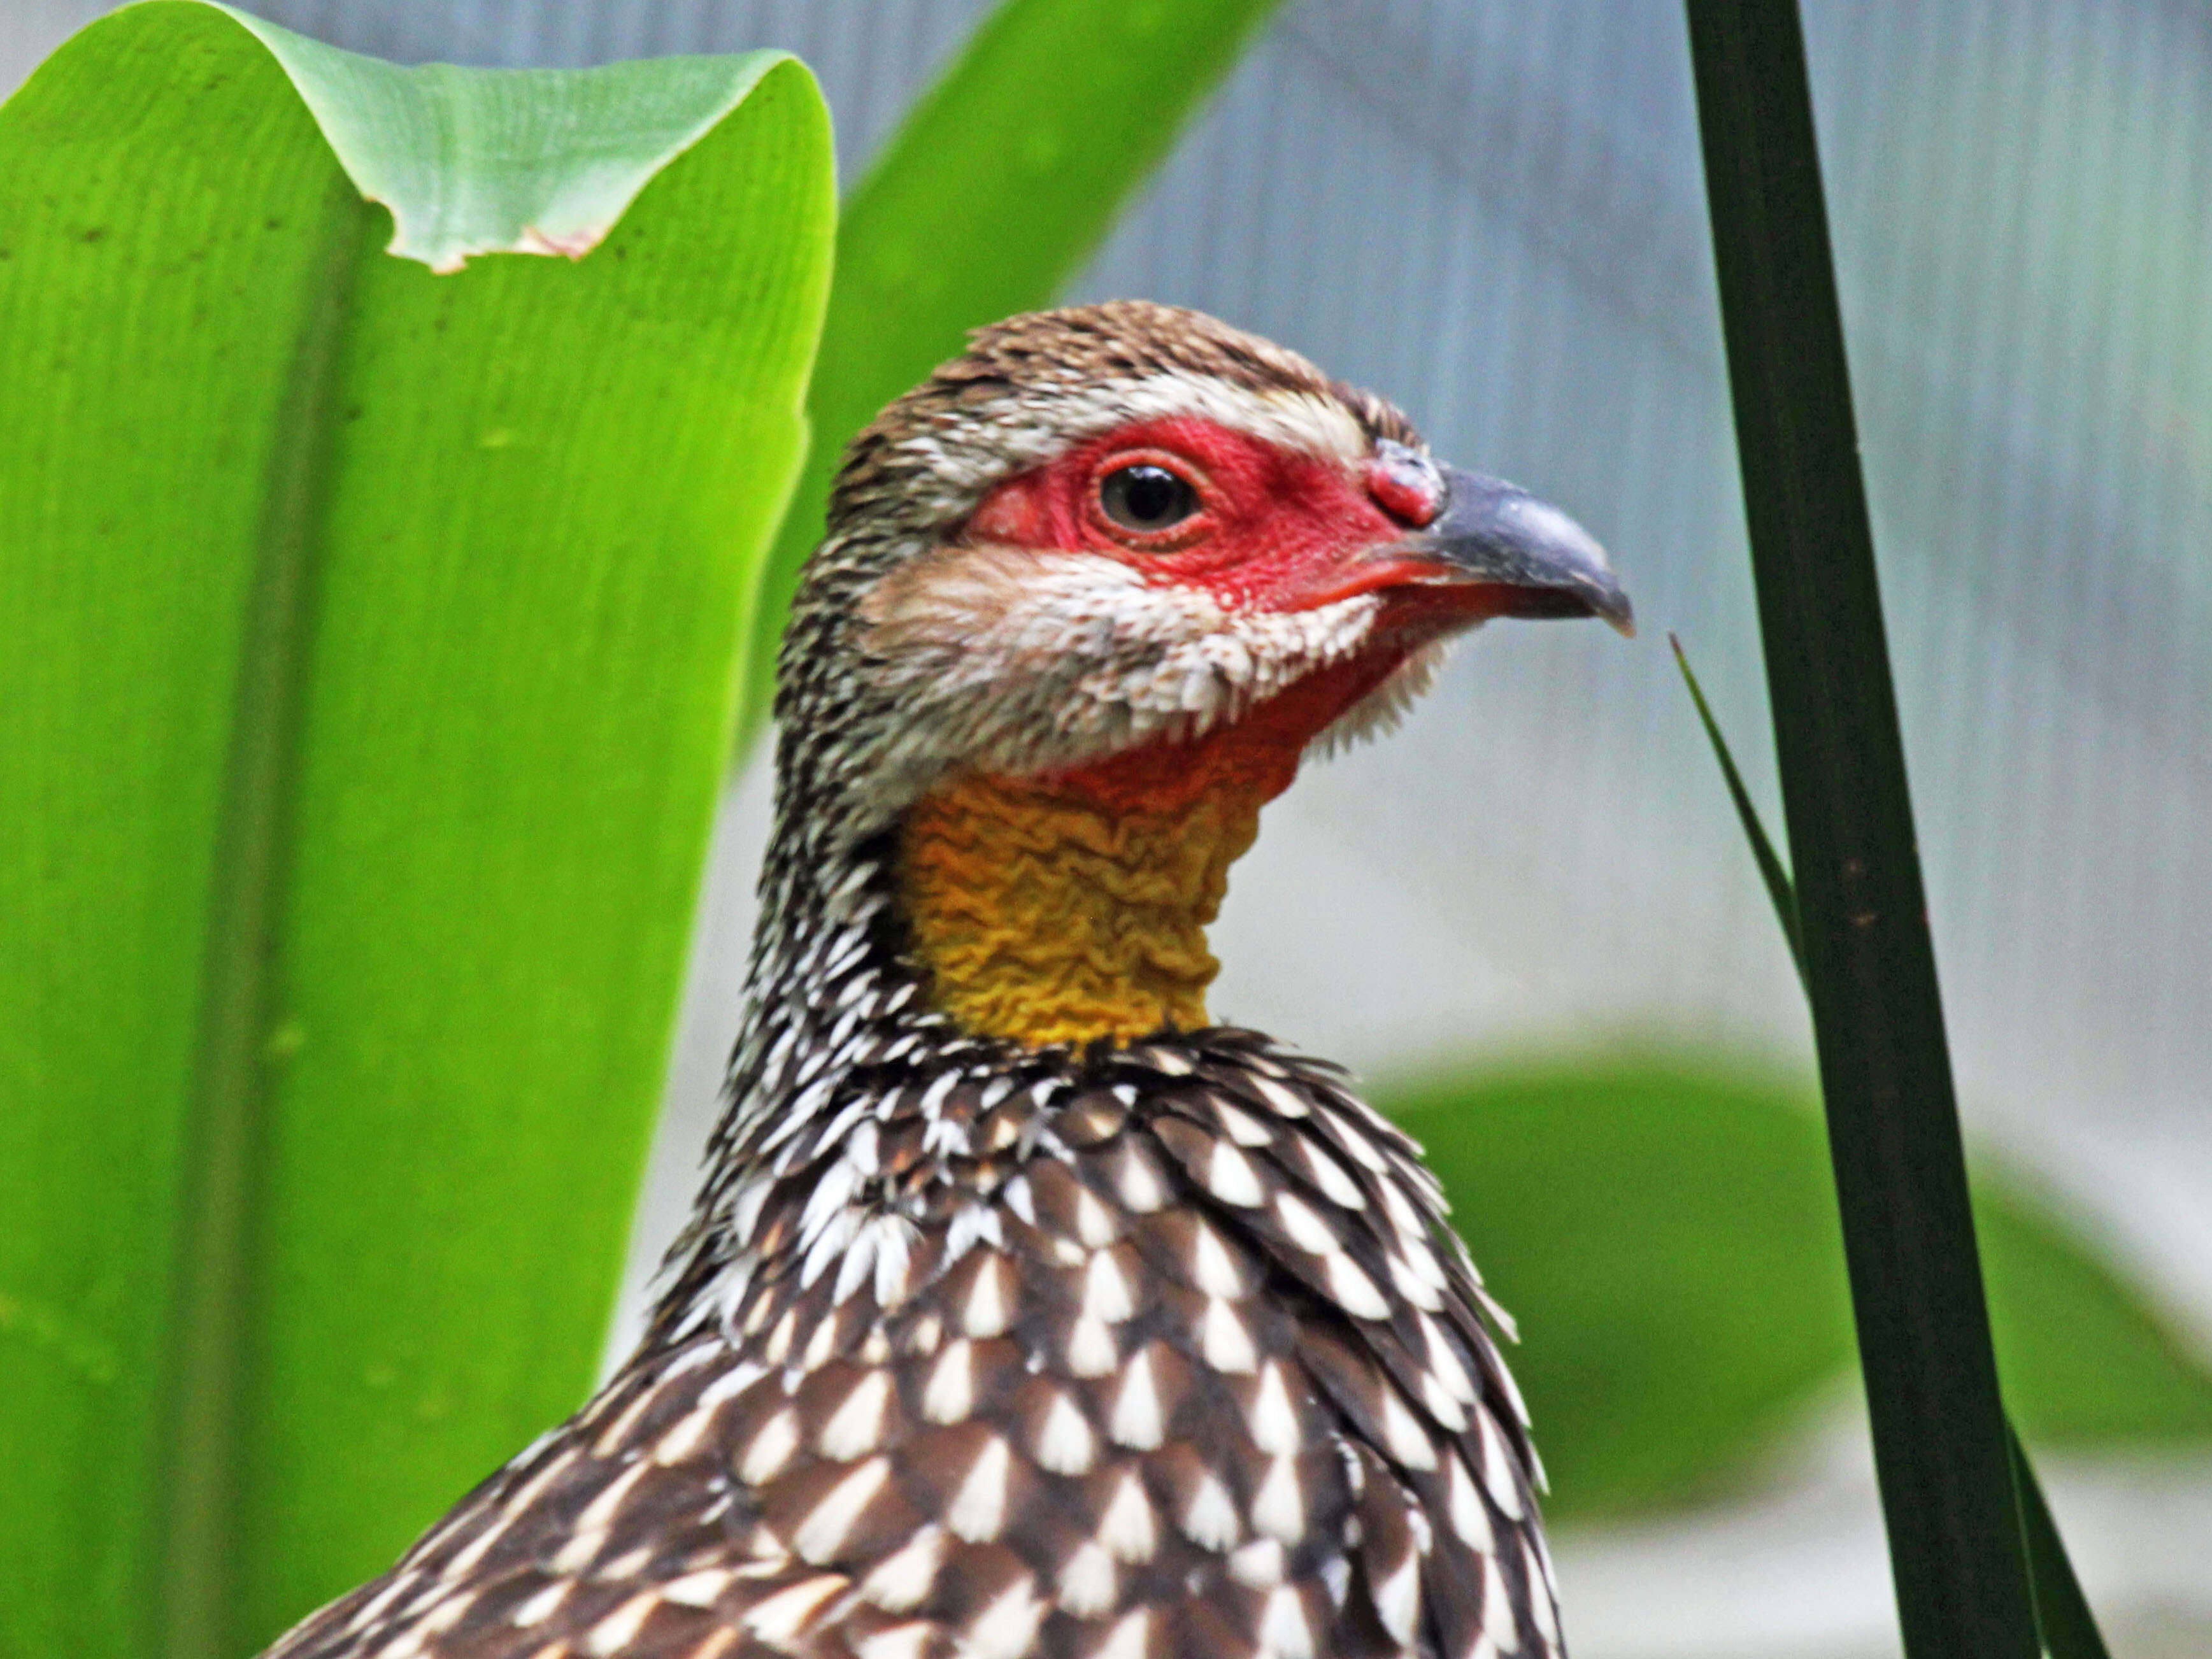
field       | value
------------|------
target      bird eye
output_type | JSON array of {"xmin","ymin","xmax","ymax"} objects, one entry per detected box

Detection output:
[{"xmin": 1099, "ymin": 464, "xmax": 1199, "ymax": 535}]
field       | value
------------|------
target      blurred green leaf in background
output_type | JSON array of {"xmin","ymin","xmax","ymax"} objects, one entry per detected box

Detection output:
[
  {"xmin": 0, "ymin": 6, "xmax": 833, "ymax": 1653},
  {"xmin": 1386, "ymin": 1057, "xmax": 2212, "ymax": 1522}
]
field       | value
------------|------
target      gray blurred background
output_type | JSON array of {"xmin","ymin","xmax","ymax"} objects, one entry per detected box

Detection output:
[{"xmin": 9, "ymin": 1, "xmax": 2209, "ymax": 1653}]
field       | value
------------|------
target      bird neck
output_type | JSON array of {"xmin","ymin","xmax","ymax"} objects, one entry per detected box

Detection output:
[
  {"xmin": 895, "ymin": 769, "xmax": 1259, "ymax": 1046},
  {"xmin": 892, "ymin": 664, "xmax": 1355, "ymax": 1047},
  {"xmin": 728, "ymin": 646, "xmax": 1406, "ymax": 1101},
  {"xmin": 658, "ymin": 652, "xmax": 1394, "ymax": 1325}
]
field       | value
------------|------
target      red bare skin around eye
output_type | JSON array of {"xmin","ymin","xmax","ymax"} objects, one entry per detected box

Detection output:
[
  {"xmin": 963, "ymin": 416, "xmax": 1409, "ymax": 611},
  {"xmin": 964, "ymin": 415, "xmax": 1515, "ymax": 630},
  {"xmin": 962, "ymin": 417, "xmax": 1508, "ymax": 815}
]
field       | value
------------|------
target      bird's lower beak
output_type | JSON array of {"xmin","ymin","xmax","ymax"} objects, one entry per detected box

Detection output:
[{"xmin": 1402, "ymin": 467, "xmax": 1634, "ymax": 636}]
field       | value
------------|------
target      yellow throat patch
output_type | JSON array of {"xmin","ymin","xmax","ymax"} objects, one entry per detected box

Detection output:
[{"xmin": 896, "ymin": 769, "xmax": 1263, "ymax": 1048}]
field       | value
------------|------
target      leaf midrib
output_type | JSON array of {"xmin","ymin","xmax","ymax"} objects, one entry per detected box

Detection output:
[{"xmin": 159, "ymin": 171, "xmax": 372, "ymax": 1659}]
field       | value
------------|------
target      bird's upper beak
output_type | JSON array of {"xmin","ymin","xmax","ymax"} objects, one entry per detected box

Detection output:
[{"xmin": 1394, "ymin": 466, "xmax": 1634, "ymax": 636}]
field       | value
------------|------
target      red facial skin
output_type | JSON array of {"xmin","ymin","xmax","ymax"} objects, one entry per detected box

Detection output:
[
  {"xmin": 960, "ymin": 417, "xmax": 1515, "ymax": 815},
  {"xmin": 966, "ymin": 415, "xmax": 1429, "ymax": 609}
]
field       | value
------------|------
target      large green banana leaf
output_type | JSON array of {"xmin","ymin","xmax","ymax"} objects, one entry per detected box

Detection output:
[{"xmin": 0, "ymin": 7, "xmax": 834, "ymax": 1655}]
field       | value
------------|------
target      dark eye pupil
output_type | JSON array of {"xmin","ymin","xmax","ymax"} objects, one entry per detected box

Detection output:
[{"xmin": 1101, "ymin": 464, "xmax": 1197, "ymax": 532}]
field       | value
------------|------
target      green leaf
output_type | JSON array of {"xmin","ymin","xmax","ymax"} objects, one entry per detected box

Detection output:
[
  {"xmin": 1685, "ymin": 2, "xmax": 2041, "ymax": 1651},
  {"xmin": 2011, "ymin": 1424, "xmax": 2114, "ymax": 1659},
  {"xmin": 1670, "ymin": 634, "xmax": 1804, "ymax": 989},
  {"xmin": 1978, "ymin": 1184, "xmax": 2212, "ymax": 1446},
  {"xmin": 736, "ymin": 0, "xmax": 1287, "ymax": 744},
  {"xmin": 1388, "ymin": 1060, "xmax": 1855, "ymax": 1518},
  {"xmin": 1380, "ymin": 1058, "xmax": 2212, "ymax": 1523},
  {"xmin": 0, "ymin": 8, "xmax": 834, "ymax": 1656},
  {"xmin": 222, "ymin": 10, "xmax": 799, "ymax": 274},
  {"xmin": 1669, "ymin": 640, "xmax": 2127, "ymax": 1651},
  {"xmin": 1675, "ymin": 629, "xmax": 2211, "ymax": 1463}
]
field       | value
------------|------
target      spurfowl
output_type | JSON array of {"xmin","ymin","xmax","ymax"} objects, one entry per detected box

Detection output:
[{"xmin": 266, "ymin": 303, "xmax": 1630, "ymax": 1659}]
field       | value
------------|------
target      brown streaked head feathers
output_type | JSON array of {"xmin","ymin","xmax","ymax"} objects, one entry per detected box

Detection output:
[{"xmin": 827, "ymin": 301, "xmax": 1424, "ymax": 541}]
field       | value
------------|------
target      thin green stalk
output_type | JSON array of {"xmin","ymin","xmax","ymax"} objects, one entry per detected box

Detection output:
[
  {"xmin": 1683, "ymin": 1, "xmax": 2036, "ymax": 1645},
  {"xmin": 2011, "ymin": 1425, "xmax": 2112, "ymax": 1659},
  {"xmin": 1670, "ymin": 634, "xmax": 1804, "ymax": 993},
  {"xmin": 1671, "ymin": 630, "xmax": 2111, "ymax": 1658}
]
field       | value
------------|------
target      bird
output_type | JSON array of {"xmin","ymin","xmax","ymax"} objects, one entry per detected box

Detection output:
[{"xmin": 263, "ymin": 301, "xmax": 1630, "ymax": 1659}]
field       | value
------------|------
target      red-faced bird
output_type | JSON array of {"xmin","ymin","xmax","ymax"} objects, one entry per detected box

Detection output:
[{"xmin": 265, "ymin": 301, "xmax": 1631, "ymax": 1659}]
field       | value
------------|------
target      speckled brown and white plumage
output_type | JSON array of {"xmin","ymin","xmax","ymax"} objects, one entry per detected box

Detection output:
[{"xmin": 262, "ymin": 303, "xmax": 1567, "ymax": 1659}]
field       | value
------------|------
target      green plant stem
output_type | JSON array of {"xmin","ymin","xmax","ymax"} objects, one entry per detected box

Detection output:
[
  {"xmin": 2011, "ymin": 1425, "xmax": 2113, "ymax": 1659},
  {"xmin": 1673, "ymin": 635, "xmax": 2115, "ymax": 1656},
  {"xmin": 1683, "ymin": 2, "xmax": 2039, "ymax": 1654},
  {"xmin": 1670, "ymin": 634, "xmax": 1804, "ymax": 994}
]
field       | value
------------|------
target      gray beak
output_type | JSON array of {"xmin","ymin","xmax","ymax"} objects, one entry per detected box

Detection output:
[{"xmin": 1416, "ymin": 466, "xmax": 1634, "ymax": 636}]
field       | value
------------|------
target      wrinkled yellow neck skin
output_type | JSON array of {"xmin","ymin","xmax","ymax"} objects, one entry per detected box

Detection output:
[{"xmin": 897, "ymin": 770, "xmax": 1262, "ymax": 1047}]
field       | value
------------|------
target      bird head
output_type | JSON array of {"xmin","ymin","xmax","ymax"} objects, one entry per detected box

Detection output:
[{"xmin": 767, "ymin": 301, "xmax": 1629, "ymax": 1051}]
